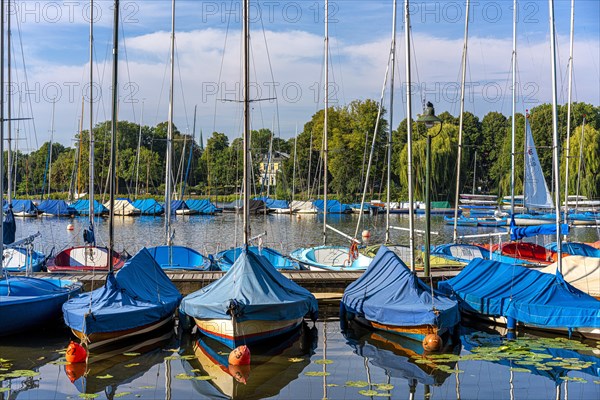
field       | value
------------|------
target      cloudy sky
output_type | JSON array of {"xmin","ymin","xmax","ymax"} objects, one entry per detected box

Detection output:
[{"xmin": 6, "ymin": 0, "xmax": 600, "ymax": 149}]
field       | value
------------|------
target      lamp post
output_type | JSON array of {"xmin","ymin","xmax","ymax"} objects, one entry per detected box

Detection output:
[{"xmin": 417, "ymin": 102, "xmax": 443, "ymax": 278}]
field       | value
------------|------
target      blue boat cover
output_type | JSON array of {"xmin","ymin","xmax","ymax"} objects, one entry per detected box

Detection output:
[
  {"xmin": 131, "ymin": 199, "xmax": 164, "ymax": 215},
  {"xmin": 180, "ymin": 249, "xmax": 318, "ymax": 322},
  {"xmin": 3, "ymin": 207, "xmax": 15, "ymax": 245},
  {"xmin": 342, "ymin": 246, "xmax": 460, "ymax": 329},
  {"xmin": 170, "ymin": 200, "xmax": 190, "ymax": 214},
  {"xmin": 147, "ymin": 245, "xmax": 214, "ymax": 271},
  {"xmin": 37, "ymin": 200, "xmax": 76, "ymax": 216},
  {"xmin": 313, "ymin": 199, "xmax": 351, "ymax": 214},
  {"xmin": 4, "ymin": 199, "xmax": 37, "ymax": 214},
  {"xmin": 70, "ymin": 199, "xmax": 108, "ymax": 215},
  {"xmin": 186, "ymin": 199, "xmax": 218, "ymax": 214},
  {"xmin": 438, "ymin": 258, "xmax": 600, "ymax": 329},
  {"xmin": 545, "ymin": 242, "xmax": 600, "ymax": 257},
  {"xmin": 62, "ymin": 247, "xmax": 182, "ymax": 334},
  {"xmin": 510, "ymin": 219, "xmax": 569, "ymax": 241},
  {"xmin": 215, "ymin": 246, "xmax": 300, "ymax": 271},
  {"xmin": 254, "ymin": 197, "xmax": 290, "ymax": 210}
]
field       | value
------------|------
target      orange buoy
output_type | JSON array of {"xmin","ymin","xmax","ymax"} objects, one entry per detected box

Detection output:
[
  {"xmin": 228, "ymin": 364, "xmax": 251, "ymax": 384},
  {"xmin": 65, "ymin": 341, "xmax": 87, "ymax": 363},
  {"xmin": 228, "ymin": 345, "xmax": 251, "ymax": 366},
  {"xmin": 67, "ymin": 224, "xmax": 74, "ymax": 231},
  {"xmin": 422, "ymin": 333, "xmax": 442, "ymax": 352},
  {"xmin": 362, "ymin": 230, "xmax": 371, "ymax": 239}
]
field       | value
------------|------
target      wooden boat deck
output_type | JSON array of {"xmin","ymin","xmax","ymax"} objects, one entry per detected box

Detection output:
[{"xmin": 18, "ymin": 269, "xmax": 461, "ymax": 296}]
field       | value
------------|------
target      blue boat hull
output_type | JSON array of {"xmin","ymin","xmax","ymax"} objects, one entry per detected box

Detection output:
[
  {"xmin": 147, "ymin": 245, "xmax": 214, "ymax": 270},
  {"xmin": 0, "ymin": 277, "xmax": 82, "ymax": 336}
]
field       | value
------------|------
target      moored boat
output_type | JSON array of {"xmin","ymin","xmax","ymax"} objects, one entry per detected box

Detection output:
[
  {"xmin": 215, "ymin": 245, "xmax": 301, "ymax": 271},
  {"xmin": 47, "ymin": 246, "xmax": 126, "ymax": 272},
  {"xmin": 341, "ymin": 246, "xmax": 460, "ymax": 344},
  {"xmin": 290, "ymin": 245, "xmax": 372, "ymax": 271}
]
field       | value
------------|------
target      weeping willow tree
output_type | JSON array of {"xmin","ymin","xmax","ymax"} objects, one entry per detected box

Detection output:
[
  {"xmin": 561, "ymin": 123, "xmax": 600, "ymax": 199},
  {"xmin": 397, "ymin": 124, "xmax": 459, "ymax": 202}
]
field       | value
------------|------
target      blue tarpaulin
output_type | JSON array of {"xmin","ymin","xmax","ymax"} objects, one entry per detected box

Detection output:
[
  {"xmin": 180, "ymin": 249, "xmax": 318, "ymax": 322},
  {"xmin": 3, "ymin": 207, "xmax": 15, "ymax": 245},
  {"xmin": 186, "ymin": 199, "xmax": 218, "ymax": 214},
  {"xmin": 254, "ymin": 197, "xmax": 290, "ymax": 210},
  {"xmin": 545, "ymin": 242, "xmax": 600, "ymax": 257},
  {"xmin": 62, "ymin": 247, "xmax": 182, "ymax": 334},
  {"xmin": 5, "ymin": 199, "xmax": 38, "ymax": 215},
  {"xmin": 438, "ymin": 258, "xmax": 600, "ymax": 329},
  {"xmin": 37, "ymin": 200, "xmax": 76, "ymax": 216},
  {"xmin": 509, "ymin": 217, "xmax": 569, "ymax": 241},
  {"xmin": 313, "ymin": 199, "xmax": 352, "ymax": 214},
  {"xmin": 170, "ymin": 200, "xmax": 190, "ymax": 214},
  {"xmin": 70, "ymin": 200, "xmax": 108, "ymax": 215},
  {"xmin": 131, "ymin": 199, "xmax": 164, "ymax": 215},
  {"xmin": 342, "ymin": 246, "xmax": 460, "ymax": 329}
]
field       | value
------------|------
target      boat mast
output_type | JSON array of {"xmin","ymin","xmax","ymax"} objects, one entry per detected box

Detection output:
[
  {"xmin": 164, "ymin": 0, "xmax": 175, "ymax": 246},
  {"xmin": 243, "ymin": 0, "xmax": 250, "ymax": 245},
  {"xmin": 452, "ymin": 0, "xmax": 470, "ymax": 242},
  {"xmin": 134, "ymin": 101, "xmax": 144, "ymax": 199},
  {"xmin": 108, "ymin": 0, "xmax": 120, "ymax": 273},
  {"xmin": 548, "ymin": 0, "xmax": 562, "ymax": 271},
  {"xmin": 181, "ymin": 105, "xmax": 196, "ymax": 200},
  {"xmin": 322, "ymin": 0, "xmax": 328, "ymax": 245},
  {"xmin": 562, "ymin": 0, "xmax": 574, "ymax": 232},
  {"xmin": 48, "ymin": 100, "xmax": 55, "ymax": 199},
  {"xmin": 510, "ymin": 0, "xmax": 517, "ymax": 217},
  {"xmin": 472, "ymin": 150, "xmax": 477, "ymax": 195},
  {"xmin": 574, "ymin": 117, "xmax": 585, "ymax": 211},
  {"xmin": 385, "ymin": 0, "xmax": 397, "ymax": 244},
  {"xmin": 404, "ymin": 0, "xmax": 415, "ymax": 271},
  {"xmin": 88, "ymin": 0, "xmax": 95, "ymax": 233},
  {"xmin": 1, "ymin": 0, "xmax": 5, "ymax": 257},
  {"xmin": 6, "ymin": 0, "xmax": 11, "ymax": 205}
]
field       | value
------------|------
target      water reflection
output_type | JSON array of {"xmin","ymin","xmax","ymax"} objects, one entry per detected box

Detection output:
[
  {"xmin": 343, "ymin": 320, "xmax": 462, "ymax": 390},
  {"xmin": 67, "ymin": 330, "xmax": 173, "ymax": 398},
  {"xmin": 182, "ymin": 323, "xmax": 317, "ymax": 399},
  {"xmin": 0, "ymin": 330, "xmax": 66, "ymax": 398}
]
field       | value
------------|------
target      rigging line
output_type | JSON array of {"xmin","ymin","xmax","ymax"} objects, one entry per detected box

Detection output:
[
  {"xmin": 175, "ymin": 38, "xmax": 191, "ymax": 133},
  {"xmin": 13, "ymin": 14, "xmax": 38, "ymax": 149},
  {"xmin": 409, "ymin": 25, "xmax": 424, "ymax": 108},
  {"xmin": 154, "ymin": 36, "xmax": 171, "ymax": 129},
  {"xmin": 212, "ymin": 1, "xmax": 234, "ymax": 133}
]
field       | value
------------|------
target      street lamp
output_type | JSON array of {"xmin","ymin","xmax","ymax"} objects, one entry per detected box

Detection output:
[{"xmin": 416, "ymin": 102, "xmax": 443, "ymax": 278}]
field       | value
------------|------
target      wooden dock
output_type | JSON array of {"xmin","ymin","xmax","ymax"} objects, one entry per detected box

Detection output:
[{"xmin": 24, "ymin": 269, "xmax": 461, "ymax": 296}]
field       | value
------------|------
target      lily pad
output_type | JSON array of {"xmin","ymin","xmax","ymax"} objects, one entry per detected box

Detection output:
[
  {"xmin": 0, "ymin": 388, "xmax": 10, "ymax": 393},
  {"xmin": 304, "ymin": 371, "xmax": 330, "ymax": 377},
  {"xmin": 123, "ymin": 352, "xmax": 140, "ymax": 357},
  {"xmin": 175, "ymin": 373, "xmax": 194, "ymax": 380},
  {"xmin": 114, "ymin": 393, "xmax": 132, "ymax": 398},
  {"xmin": 138, "ymin": 386, "xmax": 155, "ymax": 389},
  {"xmin": 3, "ymin": 369, "xmax": 40, "ymax": 378},
  {"xmin": 164, "ymin": 356, "xmax": 179, "ymax": 361},
  {"xmin": 194, "ymin": 376, "xmax": 216, "ymax": 381},
  {"xmin": 124, "ymin": 363, "xmax": 140, "ymax": 368},
  {"xmin": 345, "ymin": 381, "xmax": 369, "ymax": 388},
  {"xmin": 374, "ymin": 384, "xmax": 394, "ymax": 390},
  {"xmin": 288, "ymin": 357, "xmax": 304, "ymax": 363},
  {"xmin": 510, "ymin": 368, "xmax": 531, "ymax": 373},
  {"xmin": 96, "ymin": 374, "xmax": 113, "ymax": 379},
  {"xmin": 314, "ymin": 359, "xmax": 334, "ymax": 365},
  {"xmin": 78, "ymin": 394, "xmax": 99, "ymax": 399},
  {"xmin": 560, "ymin": 377, "xmax": 587, "ymax": 383},
  {"xmin": 49, "ymin": 360, "xmax": 70, "ymax": 365},
  {"xmin": 179, "ymin": 355, "xmax": 195, "ymax": 360},
  {"xmin": 326, "ymin": 384, "xmax": 339, "ymax": 387},
  {"xmin": 358, "ymin": 390, "xmax": 380, "ymax": 396}
]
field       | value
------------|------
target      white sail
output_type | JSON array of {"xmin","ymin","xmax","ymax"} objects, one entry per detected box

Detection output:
[{"xmin": 524, "ymin": 117, "xmax": 554, "ymax": 209}]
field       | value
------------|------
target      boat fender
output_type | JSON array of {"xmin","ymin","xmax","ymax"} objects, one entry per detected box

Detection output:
[
  {"xmin": 65, "ymin": 341, "xmax": 87, "ymax": 363},
  {"xmin": 422, "ymin": 333, "xmax": 442, "ymax": 352},
  {"xmin": 67, "ymin": 224, "xmax": 75, "ymax": 231},
  {"xmin": 229, "ymin": 345, "xmax": 251, "ymax": 366},
  {"xmin": 362, "ymin": 230, "xmax": 371, "ymax": 239},
  {"xmin": 228, "ymin": 364, "xmax": 251, "ymax": 384}
]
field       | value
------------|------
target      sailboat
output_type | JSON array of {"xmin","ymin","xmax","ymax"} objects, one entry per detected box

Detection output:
[
  {"xmin": 179, "ymin": 0, "xmax": 318, "ymax": 349},
  {"xmin": 62, "ymin": 0, "xmax": 182, "ymax": 350},
  {"xmin": 290, "ymin": 0, "xmax": 371, "ymax": 272},
  {"xmin": 146, "ymin": 0, "xmax": 213, "ymax": 271},
  {"xmin": 438, "ymin": 0, "xmax": 600, "ymax": 340},
  {"xmin": 48, "ymin": 10, "xmax": 126, "ymax": 273},
  {"xmin": 0, "ymin": 0, "xmax": 82, "ymax": 336}
]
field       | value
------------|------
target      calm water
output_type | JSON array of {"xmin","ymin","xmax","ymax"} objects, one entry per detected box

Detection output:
[
  {"xmin": 1, "ymin": 319, "xmax": 599, "ymax": 400},
  {"xmin": 13, "ymin": 212, "xmax": 600, "ymax": 258},
  {"xmin": 3, "ymin": 214, "xmax": 600, "ymax": 399}
]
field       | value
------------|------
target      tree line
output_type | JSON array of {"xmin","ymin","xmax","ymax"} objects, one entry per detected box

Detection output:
[{"xmin": 6, "ymin": 100, "xmax": 599, "ymax": 205}]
